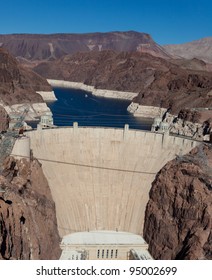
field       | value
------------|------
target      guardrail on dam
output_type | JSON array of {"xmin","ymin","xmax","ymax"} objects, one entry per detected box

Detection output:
[{"xmin": 26, "ymin": 126, "xmax": 199, "ymax": 237}]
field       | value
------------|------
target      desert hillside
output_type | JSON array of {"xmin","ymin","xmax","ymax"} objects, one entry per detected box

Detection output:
[{"xmin": 0, "ymin": 47, "xmax": 51, "ymax": 105}]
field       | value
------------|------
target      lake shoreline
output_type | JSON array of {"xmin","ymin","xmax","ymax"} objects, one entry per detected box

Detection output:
[{"xmin": 47, "ymin": 79, "xmax": 138, "ymax": 100}]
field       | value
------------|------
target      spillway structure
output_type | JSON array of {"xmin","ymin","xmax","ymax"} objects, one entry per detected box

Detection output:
[{"xmin": 23, "ymin": 124, "xmax": 199, "ymax": 259}]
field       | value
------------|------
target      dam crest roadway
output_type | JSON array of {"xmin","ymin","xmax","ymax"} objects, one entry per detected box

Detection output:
[{"xmin": 22, "ymin": 124, "xmax": 199, "ymax": 239}]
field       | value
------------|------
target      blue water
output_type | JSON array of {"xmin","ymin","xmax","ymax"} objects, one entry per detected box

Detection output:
[{"xmin": 46, "ymin": 87, "xmax": 152, "ymax": 130}]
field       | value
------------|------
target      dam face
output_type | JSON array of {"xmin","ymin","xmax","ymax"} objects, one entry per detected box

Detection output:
[{"xmin": 27, "ymin": 126, "xmax": 198, "ymax": 237}]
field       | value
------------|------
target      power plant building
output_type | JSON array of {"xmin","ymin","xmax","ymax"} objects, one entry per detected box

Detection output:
[{"xmin": 60, "ymin": 231, "xmax": 153, "ymax": 260}]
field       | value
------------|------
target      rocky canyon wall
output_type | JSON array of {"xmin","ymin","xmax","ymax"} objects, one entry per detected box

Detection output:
[
  {"xmin": 0, "ymin": 156, "xmax": 61, "ymax": 259},
  {"xmin": 144, "ymin": 144, "xmax": 212, "ymax": 260}
]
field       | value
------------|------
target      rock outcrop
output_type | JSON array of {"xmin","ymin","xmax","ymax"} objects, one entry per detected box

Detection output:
[
  {"xmin": 167, "ymin": 109, "xmax": 211, "ymax": 141},
  {"xmin": 0, "ymin": 47, "xmax": 51, "ymax": 106},
  {"xmin": 0, "ymin": 156, "xmax": 61, "ymax": 259},
  {"xmin": 0, "ymin": 106, "xmax": 9, "ymax": 132},
  {"xmin": 143, "ymin": 144, "xmax": 212, "ymax": 260},
  {"xmin": 169, "ymin": 118, "xmax": 205, "ymax": 140}
]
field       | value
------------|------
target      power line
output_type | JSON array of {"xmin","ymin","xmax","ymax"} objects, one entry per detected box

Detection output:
[{"xmin": 10, "ymin": 153, "xmax": 156, "ymax": 175}]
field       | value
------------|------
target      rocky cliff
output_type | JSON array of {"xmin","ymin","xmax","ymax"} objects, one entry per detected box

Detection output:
[
  {"xmin": 144, "ymin": 144, "xmax": 212, "ymax": 260},
  {"xmin": 0, "ymin": 47, "xmax": 51, "ymax": 106},
  {"xmin": 0, "ymin": 156, "xmax": 61, "ymax": 259},
  {"xmin": 133, "ymin": 66, "xmax": 212, "ymax": 115}
]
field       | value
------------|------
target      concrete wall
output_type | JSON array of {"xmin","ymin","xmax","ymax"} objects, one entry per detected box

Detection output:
[
  {"xmin": 27, "ymin": 127, "xmax": 199, "ymax": 237},
  {"xmin": 11, "ymin": 136, "xmax": 30, "ymax": 160}
]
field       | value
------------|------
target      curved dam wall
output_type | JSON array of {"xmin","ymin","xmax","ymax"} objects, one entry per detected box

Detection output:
[{"xmin": 27, "ymin": 127, "xmax": 199, "ymax": 237}]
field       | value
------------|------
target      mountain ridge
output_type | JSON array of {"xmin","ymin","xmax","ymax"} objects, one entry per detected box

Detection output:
[
  {"xmin": 164, "ymin": 37, "xmax": 212, "ymax": 63},
  {"xmin": 0, "ymin": 31, "xmax": 171, "ymax": 61}
]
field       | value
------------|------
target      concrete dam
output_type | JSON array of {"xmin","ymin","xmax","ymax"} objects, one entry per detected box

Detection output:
[{"xmin": 24, "ymin": 125, "xmax": 198, "ymax": 239}]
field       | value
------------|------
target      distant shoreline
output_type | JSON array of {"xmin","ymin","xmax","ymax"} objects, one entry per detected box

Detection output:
[{"xmin": 47, "ymin": 79, "xmax": 138, "ymax": 101}]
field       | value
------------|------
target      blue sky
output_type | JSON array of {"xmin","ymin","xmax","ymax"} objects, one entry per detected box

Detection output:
[{"xmin": 1, "ymin": 0, "xmax": 212, "ymax": 45}]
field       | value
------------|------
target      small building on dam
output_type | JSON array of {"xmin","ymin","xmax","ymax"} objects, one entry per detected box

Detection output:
[{"xmin": 16, "ymin": 124, "xmax": 199, "ymax": 260}]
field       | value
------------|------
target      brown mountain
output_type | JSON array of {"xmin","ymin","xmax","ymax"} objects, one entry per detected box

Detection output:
[
  {"xmin": 0, "ymin": 48, "xmax": 51, "ymax": 105},
  {"xmin": 164, "ymin": 37, "xmax": 212, "ymax": 64},
  {"xmin": 0, "ymin": 31, "xmax": 171, "ymax": 62},
  {"xmin": 34, "ymin": 50, "xmax": 212, "ymax": 115},
  {"xmin": 143, "ymin": 144, "xmax": 212, "ymax": 260}
]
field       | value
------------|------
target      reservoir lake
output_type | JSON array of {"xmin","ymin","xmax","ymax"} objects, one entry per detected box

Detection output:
[{"xmin": 39, "ymin": 87, "xmax": 152, "ymax": 130}]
